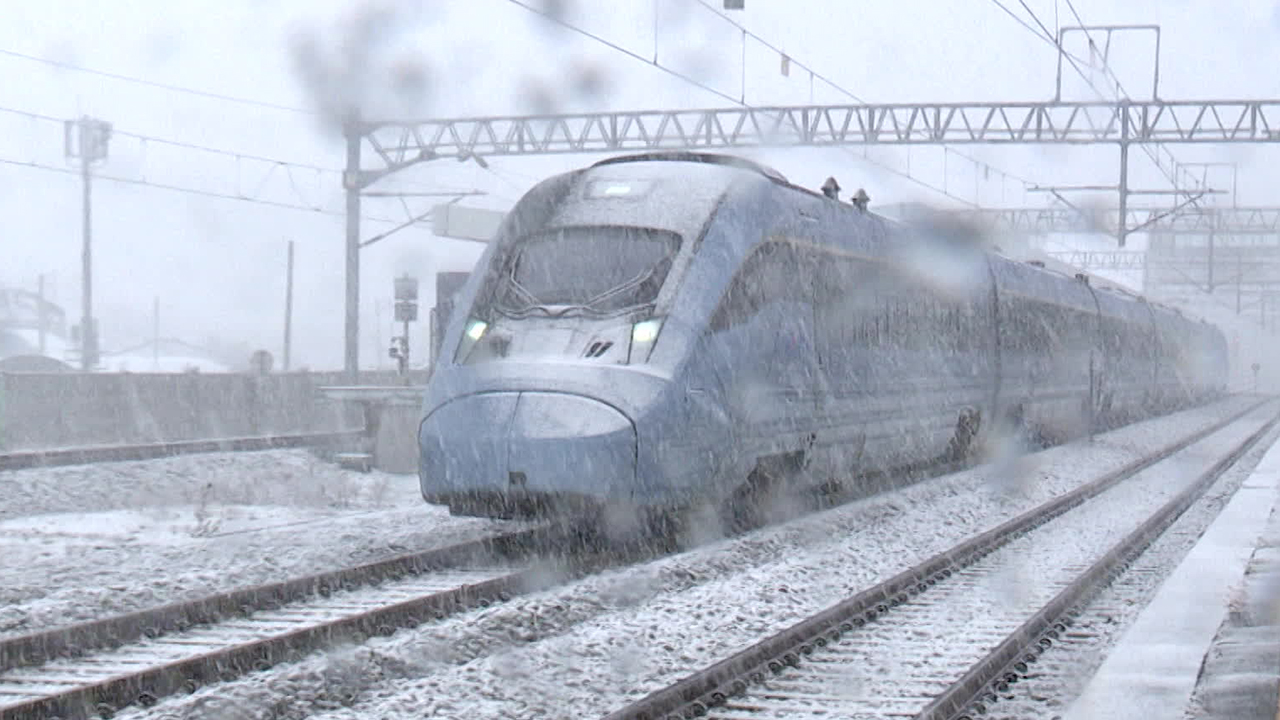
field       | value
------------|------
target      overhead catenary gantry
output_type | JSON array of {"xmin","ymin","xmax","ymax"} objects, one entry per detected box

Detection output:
[
  {"xmin": 359, "ymin": 99, "xmax": 1280, "ymax": 160},
  {"xmin": 943, "ymin": 205, "xmax": 1280, "ymax": 236},
  {"xmin": 340, "ymin": 97, "xmax": 1280, "ymax": 375}
]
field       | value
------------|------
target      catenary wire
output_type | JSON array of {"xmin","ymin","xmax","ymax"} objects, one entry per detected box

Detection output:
[
  {"xmin": 0, "ymin": 47, "xmax": 316, "ymax": 115},
  {"xmin": 0, "ymin": 155, "xmax": 412, "ymax": 224},
  {"xmin": 0, "ymin": 103, "xmax": 481, "ymax": 198},
  {"xmin": 688, "ymin": 0, "xmax": 1039, "ymax": 193},
  {"xmin": 504, "ymin": 0, "xmax": 982, "ymax": 207}
]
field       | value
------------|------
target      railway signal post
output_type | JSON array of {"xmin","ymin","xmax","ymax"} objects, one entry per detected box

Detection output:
[{"xmin": 390, "ymin": 275, "xmax": 419, "ymax": 378}]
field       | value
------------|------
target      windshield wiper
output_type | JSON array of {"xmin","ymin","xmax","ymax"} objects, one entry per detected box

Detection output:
[
  {"xmin": 495, "ymin": 265, "xmax": 660, "ymax": 318},
  {"xmin": 493, "ymin": 277, "xmax": 551, "ymax": 315},
  {"xmin": 573, "ymin": 266, "xmax": 665, "ymax": 313},
  {"xmin": 493, "ymin": 302, "xmax": 614, "ymax": 319}
]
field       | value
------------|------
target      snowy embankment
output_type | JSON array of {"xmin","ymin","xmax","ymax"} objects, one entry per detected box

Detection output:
[
  {"xmin": 0, "ymin": 449, "xmax": 512, "ymax": 638},
  {"xmin": 110, "ymin": 397, "xmax": 1262, "ymax": 720}
]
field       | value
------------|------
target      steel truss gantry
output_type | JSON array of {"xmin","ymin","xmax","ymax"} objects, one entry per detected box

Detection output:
[
  {"xmin": 1046, "ymin": 250, "xmax": 1149, "ymax": 271},
  {"xmin": 1052, "ymin": 246, "xmax": 1280, "ymax": 325},
  {"xmin": 358, "ymin": 100, "xmax": 1280, "ymax": 162},
  {"xmin": 963, "ymin": 206, "xmax": 1280, "ymax": 235},
  {"xmin": 339, "ymin": 97, "xmax": 1280, "ymax": 374},
  {"xmin": 1047, "ymin": 250, "xmax": 1280, "ymax": 272}
]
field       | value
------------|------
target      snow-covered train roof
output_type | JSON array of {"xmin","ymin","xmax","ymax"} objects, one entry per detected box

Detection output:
[
  {"xmin": 591, "ymin": 152, "xmax": 790, "ymax": 184},
  {"xmin": 508, "ymin": 154, "xmax": 776, "ymax": 244},
  {"xmin": 520, "ymin": 154, "xmax": 1214, "ymax": 330}
]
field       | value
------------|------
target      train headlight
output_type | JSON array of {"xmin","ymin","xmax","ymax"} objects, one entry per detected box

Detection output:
[
  {"xmin": 629, "ymin": 318, "xmax": 663, "ymax": 363},
  {"xmin": 454, "ymin": 318, "xmax": 489, "ymax": 362}
]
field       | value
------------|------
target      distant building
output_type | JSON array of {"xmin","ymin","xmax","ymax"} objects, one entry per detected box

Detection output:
[
  {"xmin": 0, "ymin": 288, "xmax": 73, "ymax": 370},
  {"xmin": 0, "ymin": 288, "xmax": 237, "ymax": 373},
  {"xmin": 0, "ymin": 354, "xmax": 72, "ymax": 373},
  {"xmin": 100, "ymin": 338, "xmax": 231, "ymax": 374}
]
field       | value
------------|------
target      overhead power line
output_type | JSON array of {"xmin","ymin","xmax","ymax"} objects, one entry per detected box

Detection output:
[
  {"xmin": 690, "ymin": 0, "xmax": 866, "ymax": 103},
  {"xmin": 987, "ymin": 0, "xmax": 1110, "ymax": 99},
  {"xmin": 990, "ymin": 0, "xmax": 1202, "ymax": 199},
  {"xmin": 989, "ymin": 0, "xmax": 1061, "ymax": 47},
  {"xmin": 503, "ymin": 0, "xmax": 985, "ymax": 207},
  {"xmin": 0, "ymin": 103, "xmax": 485, "ymax": 203},
  {"xmin": 1057, "ymin": 0, "xmax": 1198, "ymax": 194},
  {"xmin": 0, "ymin": 154, "xmax": 411, "ymax": 225},
  {"xmin": 688, "ymin": 0, "xmax": 1039, "ymax": 194},
  {"xmin": 0, "ymin": 47, "xmax": 316, "ymax": 115},
  {"xmin": 0, "ymin": 104, "xmax": 340, "ymax": 173},
  {"xmin": 502, "ymin": 0, "xmax": 740, "ymax": 106},
  {"xmin": 1016, "ymin": 0, "xmax": 1059, "ymax": 43}
]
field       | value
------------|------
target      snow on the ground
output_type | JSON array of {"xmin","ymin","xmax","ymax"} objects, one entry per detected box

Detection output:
[
  {"xmin": 978, "ymin": 413, "xmax": 1280, "ymax": 720},
  {"xmin": 1063, "ymin": 418, "xmax": 1280, "ymax": 720},
  {"xmin": 0, "ymin": 449, "xmax": 515, "ymax": 637},
  {"xmin": 118, "ymin": 397, "xmax": 1264, "ymax": 720},
  {"xmin": 700, "ymin": 415, "xmax": 1271, "ymax": 720},
  {"xmin": 1, "ymin": 449, "xmax": 403, "ymax": 521}
]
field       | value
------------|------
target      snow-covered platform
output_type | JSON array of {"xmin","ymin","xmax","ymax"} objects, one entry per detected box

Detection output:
[{"xmin": 1064, "ymin": 433, "xmax": 1280, "ymax": 720}]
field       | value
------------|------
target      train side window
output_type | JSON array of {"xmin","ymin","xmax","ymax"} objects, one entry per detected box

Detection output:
[
  {"xmin": 708, "ymin": 241, "xmax": 814, "ymax": 333},
  {"xmin": 811, "ymin": 254, "xmax": 895, "ymax": 347}
]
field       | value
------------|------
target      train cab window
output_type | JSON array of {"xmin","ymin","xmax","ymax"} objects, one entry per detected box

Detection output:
[
  {"xmin": 709, "ymin": 241, "xmax": 815, "ymax": 332},
  {"xmin": 484, "ymin": 226, "xmax": 681, "ymax": 316}
]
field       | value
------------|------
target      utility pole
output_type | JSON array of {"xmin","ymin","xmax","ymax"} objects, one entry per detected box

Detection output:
[
  {"xmin": 1206, "ymin": 229, "xmax": 1215, "ymax": 293},
  {"xmin": 152, "ymin": 296, "xmax": 159, "ymax": 366},
  {"xmin": 64, "ymin": 116, "xmax": 112, "ymax": 371},
  {"xmin": 1237, "ymin": 253, "xmax": 1243, "ymax": 314},
  {"xmin": 1117, "ymin": 104, "xmax": 1131, "ymax": 248},
  {"xmin": 283, "ymin": 240, "xmax": 294, "ymax": 372},
  {"xmin": 340, "ymin": 120, "xmax": 464, "ymax": 380},
  {"xmin": 342, "ymin": 123, "xmax": 362, "ymax": 381},
  {"xmin": 36, "ymin": 275, "xmax": 47, "ymax": 356}
]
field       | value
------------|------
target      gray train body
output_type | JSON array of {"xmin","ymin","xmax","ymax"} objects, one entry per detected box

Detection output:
[{"xmin": 418, "ymin": 153, "xmax": 1228, "ymax": 521}]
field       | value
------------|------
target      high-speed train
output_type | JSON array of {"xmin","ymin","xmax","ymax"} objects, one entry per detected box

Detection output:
[{"xmin": 417, "ymin": 152, "xmax": 1228, "ymax": 526}]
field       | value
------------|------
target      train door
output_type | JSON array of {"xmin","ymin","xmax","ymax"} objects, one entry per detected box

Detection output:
[
  {"xmin": 1136, "ymin": 299, "xmax": 1164, "ymax": 414},
  {"xmin": 1081, "ymin": 283, "xmax": 1109, "ymax": 431},
  {"xmin": 1151, "ymin": 310, "xmax": 1193, "ymax": 410},
  {"xmin": 1094, "ymin": 292, "xmax": 1156, "ymax": 425},
  {"xmin": 702, "ymin": 239, "xmax": 820, "ymax": 463}
]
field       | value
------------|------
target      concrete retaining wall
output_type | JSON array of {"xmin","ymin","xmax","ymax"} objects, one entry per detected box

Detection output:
[
  {"xmin": 372, "ymin": 405, "xmax": 424, "ymax": 475},
  {"xmin": 0, "ymin": 371, "xmax": 426, "ymax": 451}
]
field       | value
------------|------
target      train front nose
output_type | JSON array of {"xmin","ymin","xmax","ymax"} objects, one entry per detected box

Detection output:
[{"xmin": 418, "ymin": 391, "xmax": 637, "ymax": 516}]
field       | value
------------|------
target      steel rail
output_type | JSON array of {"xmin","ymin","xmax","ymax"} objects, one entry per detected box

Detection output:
[
  {"xmin": 0, "ymin": 525, "xmax": 552, "ymax": 673},
  {"xmin": 603, "ymin": 398, "xmax": 1271, "ymax": 720},
  {"xmin": 0, "ymin": 523, "xmax": 573, "ymax": 720},
  {"xmin": 0, "ymin": 429, "xmax": 363, "ymax": 471},
  {"xmin": 919, "ymin": 407, "xmax": 1280, "ymax": 720},
  {"xmin": 1, "ymin": 570, "xmax": 532, "ymax": 720}
]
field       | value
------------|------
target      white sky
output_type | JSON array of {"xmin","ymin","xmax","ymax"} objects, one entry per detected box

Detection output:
[{"xmin": 3, "ymin": 0, "xmax": 1279, "ymax": 369}]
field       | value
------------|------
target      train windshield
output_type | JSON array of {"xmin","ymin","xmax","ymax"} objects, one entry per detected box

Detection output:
[{"xmin": 491, "ymin": 226, "xmax": 680, "ymax": 316}]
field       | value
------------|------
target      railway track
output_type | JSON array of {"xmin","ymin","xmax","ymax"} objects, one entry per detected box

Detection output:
[
  {"xmin": 0, "ymin": 522, "xmax": 589, "ymax": 720},
  {"xmin": 605, "ymin": 398, "xmax": 1279, "ymax": 720},
  {"xmin": 2, "ymin": 401, "xmax": 1265, "ymax": 719},
  {"xmin": 0, "ymin": 430, "xmax": 362, "ymax": 471}
]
